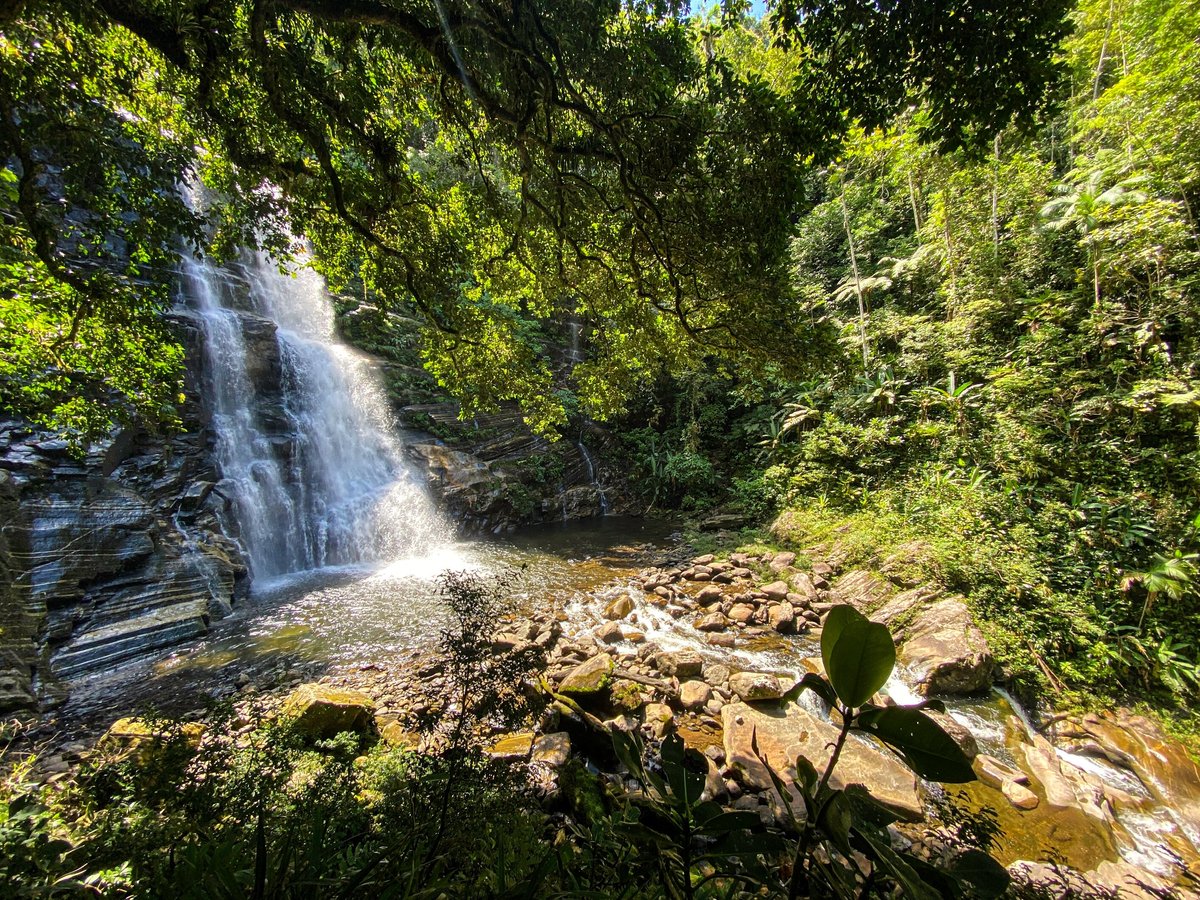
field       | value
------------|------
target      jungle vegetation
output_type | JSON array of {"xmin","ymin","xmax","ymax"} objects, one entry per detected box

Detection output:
[{"xmin": 1, "ymin": 0, "xmax": 1198, "ymax": 723}]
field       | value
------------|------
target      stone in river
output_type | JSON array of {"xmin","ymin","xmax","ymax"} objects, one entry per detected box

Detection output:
[
  {"xmin": 729, "ymin": 672, "xmax": 784, "ymax": 702},
  {"xmin": 723, "ymin": 701, "xmax": 922, "ymax": 822},
  {"xmin": 558, "ymin": 654, "xmax": 615, "ymax": 695},
  {"xmin": 679, "ymin": 680, "xmax": 712, "ymax": 711},
  {"xmin": 656, "ymin": 649, "xmax": 704, "ymax": 678},
  {"xmin": 760, "ymin": 580, "xmax": 789, "ymax": 600},
  {"xmin": 603, "ymin": 594, "xmax": 635, "ymax": 620},
  {"xmin": 283, "ymin": 684, "xmax": 376, "ymax": 738}
]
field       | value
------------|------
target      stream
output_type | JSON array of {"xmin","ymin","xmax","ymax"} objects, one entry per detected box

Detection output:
[{"xmin": 59, "ymin": 513, "xmax": 1191, "ymax": 884}]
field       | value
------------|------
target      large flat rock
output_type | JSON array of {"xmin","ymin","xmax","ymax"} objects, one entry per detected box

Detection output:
[
  {"xmin": 897, "ymin": 597, "xmax": 993, "ymax": 694},
  {"xmin": 722, "ymin": 701, "xmax": 923, "ymax": 822}
]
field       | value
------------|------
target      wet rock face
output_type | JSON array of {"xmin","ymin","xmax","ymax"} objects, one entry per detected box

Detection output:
[
  {"xmin": 897, "ymin": 598, "xmax": 994, "ymax": 695},
  {"xmin": 722, "ymin": 700, "xmax": 924, "ymax": 822},
  {"xmin": 1061, "ymin": 710, "xmax": 1200, "ymax": 868},
  {"xmin": 401, "ymin": 404, "xmax": 630, "ymax": 534},
  {"xmin": 0, "ymin": 411, "xmax": 248, "ymax": 711}
]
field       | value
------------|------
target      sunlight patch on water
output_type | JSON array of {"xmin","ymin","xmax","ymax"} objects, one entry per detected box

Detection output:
[{"xmin": 368, "ymin": 545, "xmax": 481, "ymax": 582}]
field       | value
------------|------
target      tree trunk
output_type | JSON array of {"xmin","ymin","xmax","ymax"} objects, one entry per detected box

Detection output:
[{"xmin": 840, "ymin": 181, "xmax": 869, "ymax": 371}]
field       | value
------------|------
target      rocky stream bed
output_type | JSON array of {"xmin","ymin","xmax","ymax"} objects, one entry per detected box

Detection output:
[{"xmin": 14, "ymin": 531, "xmax": 1200, "ymax": 898}]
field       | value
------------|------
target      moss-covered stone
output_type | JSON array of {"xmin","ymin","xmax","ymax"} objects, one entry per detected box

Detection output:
[
  {"xmin": 558, "ymin": 654, "xmax": 615, "ymax": 695},
  {"xmin": 608, "ymin": 678, "xmax": 644, "ymax": 712},
  {"xmin": 487, "ymin": 732, "xmax": 534, "ymax": 759},
  {"xmin": 283, "ymin": 683, "xmax": 376, "ymax": 739},
  {"xmin": 99, "ymin": 717, "xmax": 206, "ymax": 763}
]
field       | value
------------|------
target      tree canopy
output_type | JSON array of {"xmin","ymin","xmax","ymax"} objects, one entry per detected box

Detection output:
[{"xmin": 1, "ymin": 0, "xmax": 1069, "ymax": 438}]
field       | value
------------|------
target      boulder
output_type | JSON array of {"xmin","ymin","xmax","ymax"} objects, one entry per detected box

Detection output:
[
  {"xmin": 898, "ymin": 598, "xmax": 993, "ymax": 695},
  {"xmin": 702, "ymin": 662, "xmax": 731, "ymax": 687},
  {"xmin": 696, "ymin": 612, "xmax": 729, "ymax": 632},
  {"xmin": 379, "ymin": 721, "xmax": 421, "ymax": 750},
  {"xmin": 829, "ymin": 570, "xmax": 893, "ymax": 611},
  {"xmin": 1069, "ymin": 710, "xmax": 1200, "ymax": 839},
  {"xmin": 656, "ymin": 650, "xmax": 704, "ymax": 678},
  {"xmin": 679, "ymin": 680, "xmax": 712, "ymax": 711},
  {"xmin": 760, "ymin": 581, "xmax": 790, "ymax": 601},
  {"xmin": 696, "ymin": 585, "xmax": 725, "ymax": 605},
  {"xmin": 871, "ymin": 585, "xmax": 943, "ymax": 627},
  {"xmin": 722, "ymin": 702, "xmax": 922, "ymax": 822},
  {"xmin": 1002, "ymin": 779, "xmax": 1040, "ymax": 810},
  {"xmin": 790, "ymin": 572, "xmax": 819, "ymax": 602},
  {"xmin": 769, "ymin": 552, "xmax": 796, "ymax": 572},
  {"xmin": 488, "ymin": 732, "xmax": 534, "ymax": 760},
  {"xmin": 1020, "ymin": 739, "xmax": 1079, "ymax": 808},
  {"xmin": 532, "ymin": 732, "xmax": 572, "ymax": 768},
  {"xmin": 101, "ymin": 717, "xmax": 205, "ymax": 756},
  {"xmin": 603, "ymin": 595, "xmax": 635, "ymax": 620},
  {"xmin": 283, "ymin": 684, "xmax": 376, "ymax": 738},
  {"xmin": 728, "ymin": 604, "xmax": 756, "ymax": 625},
  {"xmin": 729, "ymin": 672, "xmax": 784, "ymax": 702},
  {"xmin": 596, "ymin": 621, "xmax": 624, "ymax": 643},
  {"xmin": 768, "ymin": 602, "xmax": 796, "ymax": 634},
  {"xmin": 558, "ymin": 654, "xmax": 615, "ymax": 695},
  {"xmin": 643, "ymin": 702, "xmax": 675, "ymax": 739},
  {"xmin": 973, "ymin": 753, "xmax": 1029, "ymax": 790},
  {"xmin": 926, "ymin": 710, "xmax": 979, "ymax": 760}
]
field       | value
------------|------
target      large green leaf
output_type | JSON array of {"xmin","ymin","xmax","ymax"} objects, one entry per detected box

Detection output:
[
  {"xmin": 855, "ymin": 707, "xmax": 977, "ymax": 783},
  {"xmin": 821, "ymin": 605, "xmax": 896, "ymax": 708},
  {"xmin": 785, "ymin": 671, "xmax": 838, "ymax": 708},
  {"xmin": 853, "ymin": 824, "xmax": 943, "ymax": 900},
  {"xmin": 661, "ymin": 734, "xmax": 707, "ymax": 805}
]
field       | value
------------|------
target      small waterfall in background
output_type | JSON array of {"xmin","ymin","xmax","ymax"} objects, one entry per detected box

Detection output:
[
  {"xmin": 181, "ymin": 250, "xmax": 450, "ymax": 580},
  {"xmin": 576, "ymin": 440, "xmax": 610, "ymax": 516}
]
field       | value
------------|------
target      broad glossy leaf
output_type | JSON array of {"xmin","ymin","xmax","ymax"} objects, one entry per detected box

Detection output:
[
  {"xmin": 817, "ymin": 789, "xmax": 852, "ymax": 854},
  {"xmin": 699, "ymin": 810, "xmax": 764, "ymax": 835},
  {"xmin": 853, "ymin": 824, "xmax": 943, "ymax": 900},
  {"xmin": 661, "ymin": 734, "xmax": 707, "ymax": 804},
  {"xmin": 856, "ymin": 707, "xmax": 977, "ymax": 783},
  {"xmin": 821, "ymin": 605, "xmax": 896, "ymax": 708},
  {"xmin": 787, "ymin": 671, "xmax": 838, "ymax": 708},
  {"xmin": 843, "ymin": 783, "xmax": 902, "ymax": 827},
  {"xmin": 611, "ymin": 730, "xmax": 646, "ymax": 782}
]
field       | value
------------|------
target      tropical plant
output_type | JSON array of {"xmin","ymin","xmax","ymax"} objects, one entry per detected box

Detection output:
[
  {"xmin": 581, "ymin": 605, "xmax": 1005, "ymax": 899},
  {"xmin": 773, "ymin": 605, "xmax": 1003, "ymax": 899},
  {"xmin": 1120, "ymin": 551, "xmax": 1197, "ymax": 631},
  {"xmin": 1040, "ymin": 164, "xmax": 1150, "ymax": 306}
]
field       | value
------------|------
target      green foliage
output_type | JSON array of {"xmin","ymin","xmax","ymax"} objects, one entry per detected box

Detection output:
[
  {"xmin": 662, "ymin": 0, "xmax": 1200, "ymax": 722},
  {"xmin": 0, "ymin": 14, "xmax": 204, "ymax": 442},
  {"xmin": 821, "ymin": 605, "xmax": 895, "ymax": 709},
  {"xmin": 0, "ymin": 0, "xmax": 1069, "ymax": 438}
]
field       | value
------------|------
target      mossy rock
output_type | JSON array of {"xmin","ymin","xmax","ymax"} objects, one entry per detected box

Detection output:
[
  {"xmin": 99, "ymin": 717, "xmax": 205, "ymax": 762},
  {"xmin": 378, "ymin": 719, "xmax": 421, "ymax": 750},
  {"xmin": 558, "ymin": 654, "xmax": 615, "ymax": 695},
  {"xmin": 283, "ymin": 683, "xmax": 376, "ymax": 739},
  {"xmin": 487, "ymin": 732, "xmax": 534, "ymax": 759},
  {"xmin": 608, "ymin": 678, "xmax": 644, "ymax": 713}
]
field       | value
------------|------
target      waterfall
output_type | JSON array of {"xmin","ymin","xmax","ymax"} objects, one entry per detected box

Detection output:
[
  {"xmin": 576, "ymin": 440, "xmax": 610, "ymax": 516},
  {"xmin": 181, "ymin": 250, "xmax": 449, "ymax": 579}
]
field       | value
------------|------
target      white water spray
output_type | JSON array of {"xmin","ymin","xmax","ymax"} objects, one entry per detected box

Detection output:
[{"xmin": 182, "ymin": 250, "xmax": 449, "ymax": 579}]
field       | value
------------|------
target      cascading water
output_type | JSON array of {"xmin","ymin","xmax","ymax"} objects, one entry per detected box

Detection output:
[
  {"xmin": 576, "ymin": 440, "xmax": 610, "ymax": 516},
  {"xmin": 181, "ymin": 250, "xmax": 449, "ymax": 579}
]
